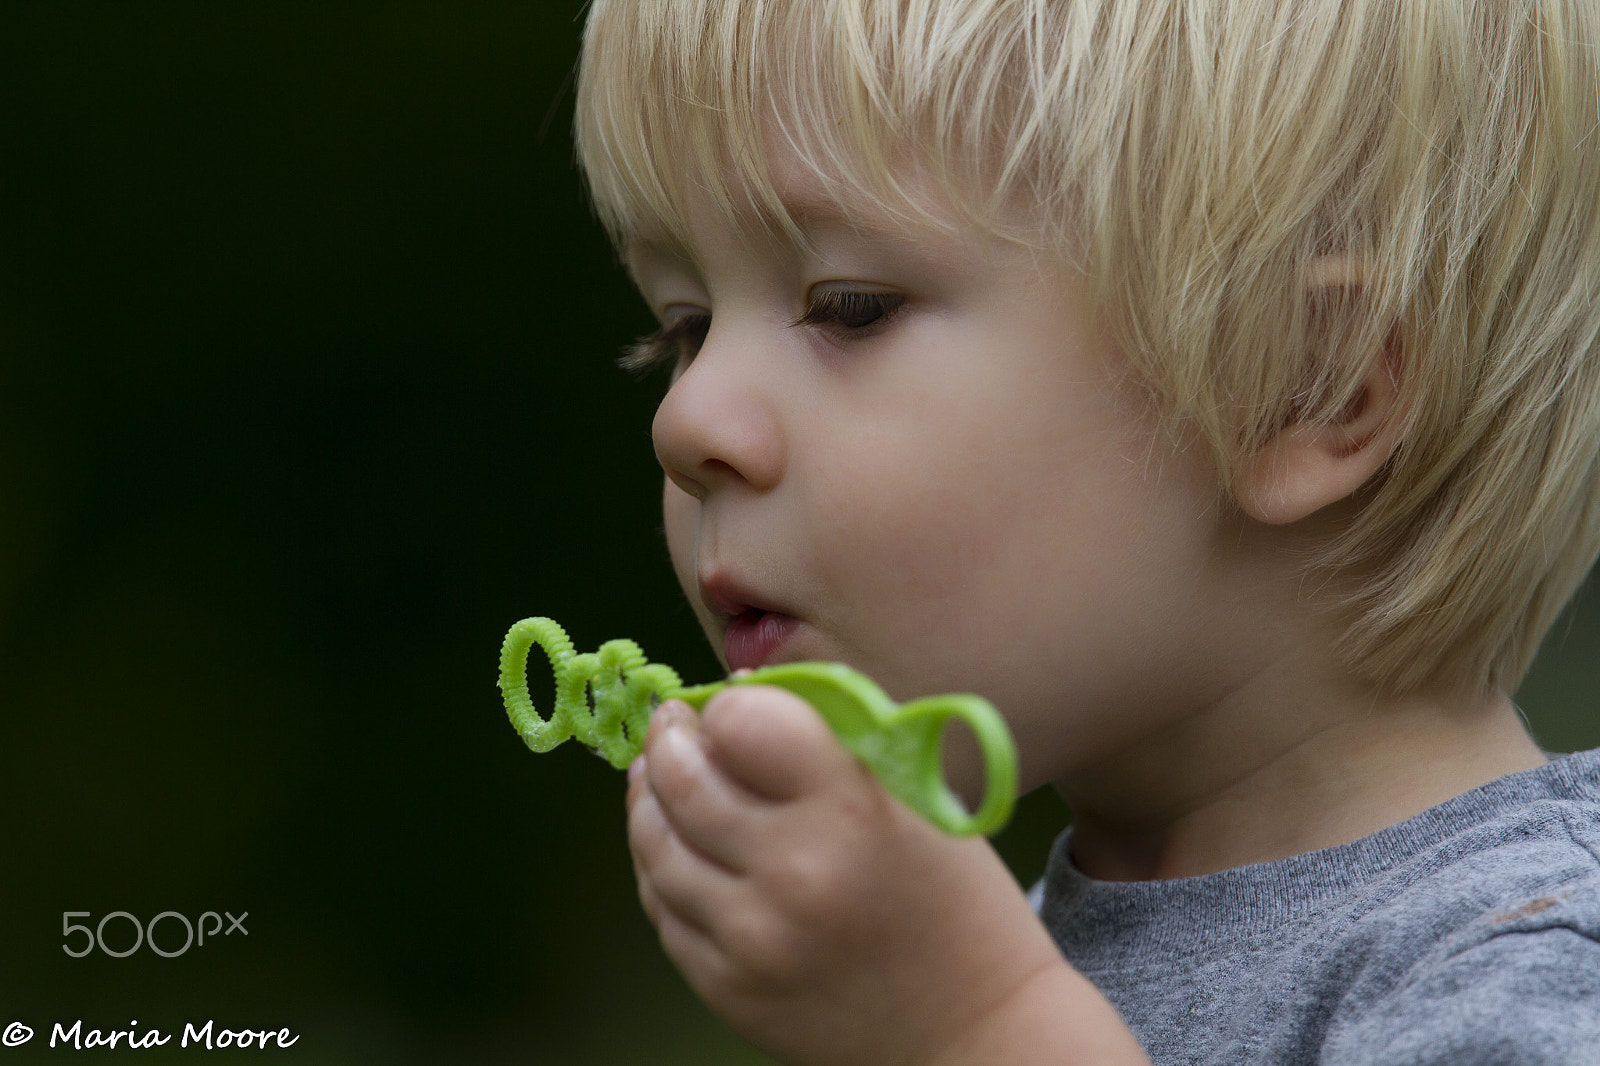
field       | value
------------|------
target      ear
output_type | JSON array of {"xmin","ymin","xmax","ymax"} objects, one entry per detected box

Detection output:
[{"xmin": 1234, "ymin": 335, "xmax": 1406, "ymax": 527}]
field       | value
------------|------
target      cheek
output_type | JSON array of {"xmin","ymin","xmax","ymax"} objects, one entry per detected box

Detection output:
[
  {"xmin": 802, "ymin": 392, "xmax": 1212, "ymax": 681},
  {"xmin": 804, "ymin": 426, "xmax": 1038, "ymax": 663},
  {"xmin": 808, "ymin": 410, "xmax": 1102, "ymax": 591}
]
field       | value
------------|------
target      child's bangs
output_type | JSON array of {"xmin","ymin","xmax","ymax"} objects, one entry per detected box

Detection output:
[
  {"xmin": 575, "ymin": 0, "xmax": 770, "ymax": 252},
  {"xmin": 574, "ymin": 0, "xmax": 1059, "ymax": 255}
]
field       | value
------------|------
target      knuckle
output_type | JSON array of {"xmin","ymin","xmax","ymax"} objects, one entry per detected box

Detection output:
[
  {"xmin": 688, "ymin": 944, "xmax": 763, "ymax": 1018},
  {"xmin": 768, "ymin": 845, "xmax": 851, "ymax": 925},
  {"xmin": 717, "ymin": 907, "xmax": 802, "ymax": 985}
]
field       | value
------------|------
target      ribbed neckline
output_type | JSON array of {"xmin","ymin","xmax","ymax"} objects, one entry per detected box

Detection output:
[{"xmin": 1041, "ymin": 748, "xmax": 1600, "ymax": 969}]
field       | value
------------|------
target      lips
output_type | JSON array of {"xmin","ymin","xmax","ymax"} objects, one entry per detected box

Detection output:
[
  {"xmin": 698, "ymin": 573, "xmax": 801, "ymax": 671},
  {"xmin": 722, "ymin": 608, "xmax": 800, "ymax": 671}
]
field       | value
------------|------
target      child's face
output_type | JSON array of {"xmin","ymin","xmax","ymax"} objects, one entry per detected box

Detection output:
[{"xmin": 628, "ymin": 154, "xmax": 1252, "ymax": 795}]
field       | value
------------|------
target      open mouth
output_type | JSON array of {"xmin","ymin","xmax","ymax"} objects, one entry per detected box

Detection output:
[{"xmin": 723, "ymin": 608, "xmax": 799, "ymax": 672}]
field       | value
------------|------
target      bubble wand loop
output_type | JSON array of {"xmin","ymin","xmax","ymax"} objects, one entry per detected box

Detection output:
[{"xmin": 498, "ymin": 616, "xmax": 1018, "ymax": 836}]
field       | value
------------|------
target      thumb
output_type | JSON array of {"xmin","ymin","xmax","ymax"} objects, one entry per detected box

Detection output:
[{"xmin": 698, "ymin": 683, "xmax": 865, "ymax": 801}]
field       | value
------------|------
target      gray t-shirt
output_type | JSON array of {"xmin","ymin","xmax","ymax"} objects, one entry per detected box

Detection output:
[{"xmin": 1039, "ymin": 749, "xmax": 1600, "ymax": 1065}]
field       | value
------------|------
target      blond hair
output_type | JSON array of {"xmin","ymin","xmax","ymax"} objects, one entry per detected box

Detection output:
[{"xmin": 574, "ymin": 0, "xmax": 1600, "ymax": 694}]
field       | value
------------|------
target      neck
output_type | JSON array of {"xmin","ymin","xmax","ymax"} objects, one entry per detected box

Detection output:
[{"xmin": 1056, "ymin": 664, "xmax": 1547, "ymax": 882}]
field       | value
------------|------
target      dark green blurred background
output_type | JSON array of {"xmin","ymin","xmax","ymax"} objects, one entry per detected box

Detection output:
[{"xmin": 0, "ymin": 5, "xmax": 1595, "ymax": 1064}]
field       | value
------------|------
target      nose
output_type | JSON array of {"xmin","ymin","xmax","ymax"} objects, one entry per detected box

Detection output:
[{"xmin": 651, "ymin": 322, "xmax": 786, "ymax": 499}]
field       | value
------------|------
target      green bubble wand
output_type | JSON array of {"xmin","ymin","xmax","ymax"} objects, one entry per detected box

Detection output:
[{"xmin": 498, "ymin": 617, "xmax": 1017, "ymax": 836}]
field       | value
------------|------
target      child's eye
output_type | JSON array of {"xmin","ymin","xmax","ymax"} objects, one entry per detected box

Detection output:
[
  {"xmin": 618, "ymin": 312, "xmax": 710, "ymax": 378},
  {"xmin": 792, "ymin": 289, "xmax": 906, "ymax": 336}
]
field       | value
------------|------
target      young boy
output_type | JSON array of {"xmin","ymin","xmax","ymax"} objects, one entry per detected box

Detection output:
[{"xmin": 573, "ymin": 1, "xmax": 1600, "ymax": 1062}]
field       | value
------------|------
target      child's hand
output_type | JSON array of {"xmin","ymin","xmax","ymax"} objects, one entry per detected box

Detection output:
[{"xmin": 626, "ymin": 687, "xmax": 1143, "ymax": 1066}]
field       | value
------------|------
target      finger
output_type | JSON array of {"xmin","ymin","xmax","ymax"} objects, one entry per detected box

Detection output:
[
  {"xmin": 627, "ymin": 768, "xmax": 744, "ymax": 937},
  {"xmin": 643, "ymin": 708, "xmax": 766, "ymax": 872},
  {"xmin": 630, "ymin": 845, "xmax": 662, "ymax": 928},
  {"xmin": 624, "ymin": 750, "xmax": 659, "ymax": 863},
  {"xmin": 633, "ymin": 850, "xmax": 662, "ymax": 926},
  {"xmin": 651, "ymin": 895, "xmax": 742, "ymax": 1006},
  {"xmin": 626, "ymin": 751, "xmax": 648, "ymax": 810},
  {"xmin": 700, "ymin": 684, "xmax": 865, "ymax": 802},
  {"xmin": 628, "ymin": 784, "xmax": 713, "ymax": 937}
]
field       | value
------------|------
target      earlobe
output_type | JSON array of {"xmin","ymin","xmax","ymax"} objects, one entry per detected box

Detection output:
[{"xmin": 1234, "ymin": 345, "xmax": 1405, "ymax": 526}]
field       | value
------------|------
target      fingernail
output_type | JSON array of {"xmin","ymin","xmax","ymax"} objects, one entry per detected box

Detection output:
[
  {"xmin": 657, "ymin": 700, "xmax": 696, "ymax": 729},
  {"xmin": 628, "ymin": 755, "xmax": 647, "ymax": 784}
]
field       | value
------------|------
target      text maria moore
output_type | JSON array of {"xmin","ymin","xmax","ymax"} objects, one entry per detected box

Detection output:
[{"xmin": 48, "ymin": 1019, "xmax": 297, "ymax": 1050}]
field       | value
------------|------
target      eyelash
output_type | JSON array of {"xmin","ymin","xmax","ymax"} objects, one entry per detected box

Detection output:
[
  {"xmin": 618, "ymin": 290, "xmax": 906, "ymax": 378},
  {"xmin": 618, "ymin": 313, "xmax": 709, "ymax": 378}
]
